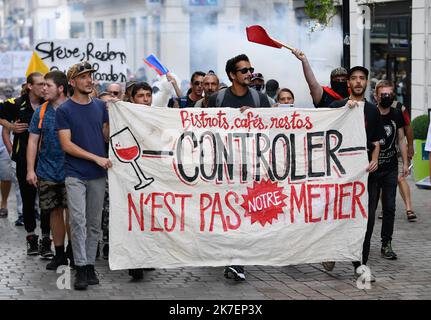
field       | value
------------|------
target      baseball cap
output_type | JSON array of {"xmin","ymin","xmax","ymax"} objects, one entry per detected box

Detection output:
[
  {"xmin": 126, "ymin": 80, "xmax": 137, "ymax": 90},
  {"xmin": 251, "ymin": 72, "xmax": 264, "ymax": 81},
  {"xmin": 330, "ymin": 67, "xmax": 348, "ymax": 79},
  {"xmin": 348, "ymin": 66, "xmax": 369, "ymax": 79},
  {"xmin": 67, "ymin": 61, "xmax": 96, "ymax": 81}
]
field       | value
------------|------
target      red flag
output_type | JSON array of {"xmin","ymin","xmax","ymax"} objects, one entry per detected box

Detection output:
[{"xmin": 246, "ymin": 25, "xmax": 293, "ymax": 50}]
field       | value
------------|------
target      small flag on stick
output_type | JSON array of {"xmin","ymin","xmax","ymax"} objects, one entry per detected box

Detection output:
[
  {"xmin": 144, "ymin": 54, "xmax": 169, "ymax": 76},
  {"xmin": 246, "ymin": 25, "xmax": 294, "ymax": 51}
]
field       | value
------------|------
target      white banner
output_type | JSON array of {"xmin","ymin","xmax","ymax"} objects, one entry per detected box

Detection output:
[
  {"xmin": 108, "ymin": 102, "xmax": 369, "ymax": 270},
  {"xmin": 34, "ymin": 39, "xmax": 127, "ymax": 82}
]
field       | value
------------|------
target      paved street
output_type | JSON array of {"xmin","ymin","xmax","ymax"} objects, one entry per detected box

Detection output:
[{"xmin": 0, "ymin": 178, "xmax": 430, "ymax": 300}]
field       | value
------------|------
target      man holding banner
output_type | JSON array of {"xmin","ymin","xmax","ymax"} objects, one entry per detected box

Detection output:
[
  {"xmin": 329, "ymin": 66, "xmax": 385, "ymax": 281},
  {"xmin": 56, "ymin": 61, "xmax": 111, "ymax": 290}
]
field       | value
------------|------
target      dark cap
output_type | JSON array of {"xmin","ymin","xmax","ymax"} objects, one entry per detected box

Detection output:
[
  {"xmin": 348, "ymin": 66, "xmax": 369, "ymax": 79},
  {"xmin": 251, "ymin": 72, "xmax": 264, "ymax": 81}
]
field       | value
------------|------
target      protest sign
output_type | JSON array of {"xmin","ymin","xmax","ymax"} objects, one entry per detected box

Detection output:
[
  {"xmin": 34, "ymin": 39, "xmax": 127, "ymax": 82},
  {"xmin": 108, "ymin": 102, "xmax": 369, "ymax": 270}
]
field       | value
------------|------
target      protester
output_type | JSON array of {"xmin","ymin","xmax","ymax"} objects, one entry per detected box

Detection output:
[
  {"xmin": 0, "ymin": 72, "xmax": 53, "ymax": 257},
  {"xmin": 130, "ymin": 82, "xmax": 153, "ymax": 106},
  {"xmin": 265, "ymin": 79, "xmax": 280, "ymax": 102},
  {"xmin": 124, "ymin": 81, "xmax": 136, "ymax": 102},
  {"xmin": 106, "ymin": 83, "xmax": 124, "ymax": 100},
  {"xmin": 0, "ymin": 122, "xmax": 23, "ymax": 225},
  {"xmin": 169, "ymin": 71, "xmax": 205, "ymax": 108},
  {"xmin": 292, "ymin": 48, "xmax": 349, "ymax": 107},
  {"xmin": 208, "ymin": 54, "xmax": 271, "ymax": 281},
  {"xmin": 250, "ymin": 72, "xmax": 265, "ymax": 92},
  {"xmin": 56, "ymin": 61, "xmax": 111, "ymax": 290},
  {"xmin": 26, "ymin": 71, "xmax": 74, "ymax": 270},
  {"xmin": 328, "ymin": 66, "xmax": 385, "ymax": 281},
  {"xmin": 194, "ymin": 71, "xmax": 219, "ymax": 108},
  {"xmin": 275, "ymin": 88, "xmax": 295, "ymax": 105},
  {"xmin": 372, "ymin": 80, "xmax": 409, "ymax": 260}
]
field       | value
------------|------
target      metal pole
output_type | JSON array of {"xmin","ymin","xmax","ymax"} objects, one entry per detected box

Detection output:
[{"xmin": 342, "ymin": 0, "xmax": 350, "ymax": 69}]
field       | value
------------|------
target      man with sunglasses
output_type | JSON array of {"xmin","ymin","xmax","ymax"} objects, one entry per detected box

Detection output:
[
  {"xmin": 56, "ymin": 61, "xmax": 111, "ymax": 290},
  {"xmin": 169, "ymin": 71, "xmax": 205, "ymax": 108},
  {"xmin": 207, "ymin": 54, "xmax": 271, "ymax": 109},
  {"xmin": 207, "ymin": 54, "xmax": 270, "ymax": 282},
  {"xmin": 106, "ymin": 83, "xmax": 124, "ymax": 101}
]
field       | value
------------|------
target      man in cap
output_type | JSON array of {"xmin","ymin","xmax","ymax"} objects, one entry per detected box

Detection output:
[
  {"xmin": 56, "ymin": 61, "xmax": 112, "ymax": 290},
  {"xmin": 292, "ymin": 49, "xmax": 349, "ymax": 108},
  {"xmin": 250, "ymin": 72, "xmax": 265, "ymax": 92}
]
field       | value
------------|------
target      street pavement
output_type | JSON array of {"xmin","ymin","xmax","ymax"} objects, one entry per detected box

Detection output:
[{"xmin": 0, "ymin": 178, "xmax": 430, "ymax": 300}]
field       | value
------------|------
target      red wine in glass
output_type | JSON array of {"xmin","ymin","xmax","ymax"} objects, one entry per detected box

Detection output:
[{"xmin": 111, "ymin": 128, "xmax": 154, "ymax": 190}]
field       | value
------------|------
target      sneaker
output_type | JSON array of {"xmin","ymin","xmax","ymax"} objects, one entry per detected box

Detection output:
[
  {"xmin": 224, "ymin": 266, "xmax": 246, "ymax": 281},
  {"xmin": 14, "ymin": 216, "xmax": 24, "ymax": 226},
  {"xmin": 74, "ymin": 266, "xmax": 88, "ymax": 290},
  {"xmin": 46, "ymin": 254, "xmax": 68, "ymax": 270},
  {"xmin": 0, "ymin": 208, "xmax": 8, "ymax": 217},
  {"xmin": 102, "ymin": 243, "xmax": 109, "ymax": 260},
  {"xmin": 66, "ymin": 243, "xmax": 75, "ymax": 269},
  {"xmin": 354, "ymin": 265, "xmax": 376, "ymax": 283},
  {"xmin": 39, "ymin": 237, "xmax": 54, "ymax": 259},
  {"xmin": 128, "ymin": 268, "xmax": 144, "ymax": 280},
  {"xmin": 86, "ymin": 265, "xmax": 99, "ymax": 285},
  {"xmin": 322, "ymin": 261, "xmax": 336, "ymax": 271},
  {"xmin": 26, "ymin": 235, "xmax": 39, "ymax": 256},
  {"xmin": 381, "ymin": 242, "xmax": 398, "ymax": 260}
]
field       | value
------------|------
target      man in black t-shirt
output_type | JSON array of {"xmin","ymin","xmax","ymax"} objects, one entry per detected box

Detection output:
[
  {"xmin": 207, "ymin": 54, "xmax": 270, "ymax": 282},
  {"xmin": 207, "ymin": 54, "xmax": 271, "ymax": 109},
  {"xmin": 373, "ymin": 82, "xmax": 408, "ymax": 261},
  {"xmin": 327, "ymin": 66, "xmax": 385, "ymax": 282}
]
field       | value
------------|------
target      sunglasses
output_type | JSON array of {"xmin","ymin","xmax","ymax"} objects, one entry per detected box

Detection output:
[
  {"xmin": 76, "ymin": 62, "xmax": 93, "ymax": 73},
  {"xmin": 236, "ymin": 67, "xmax": 255, "ymax": 75},
  {"xmin": 193, "ymin": 81, "xmax": 203, "ymax": 86},
  {"xmin": 108, "ymin": 91, "xmax": 120, "ymax": 96}
]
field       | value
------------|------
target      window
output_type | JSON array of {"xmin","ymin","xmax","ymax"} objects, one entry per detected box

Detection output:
[
  {"xmin": 95, "ymin": 21, "xmax": 104, "ymax": 38},
  {"xmin": 112, "ymin": 20, "xmax": 117, "ymax": 38}
]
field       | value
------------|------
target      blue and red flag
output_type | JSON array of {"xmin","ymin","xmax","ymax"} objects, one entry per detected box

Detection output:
[{"xmin": 144, "ymin": 54, "xmax": 169, "ymax": 76}]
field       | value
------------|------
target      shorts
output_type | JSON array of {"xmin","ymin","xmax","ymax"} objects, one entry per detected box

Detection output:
[
  {"xmin": 0, "ymin": 148, "xmax": 13, "ymax": 181},
  {"xmin": 38, "ymin": 180, "xmax": 68, "ymax": 211}
]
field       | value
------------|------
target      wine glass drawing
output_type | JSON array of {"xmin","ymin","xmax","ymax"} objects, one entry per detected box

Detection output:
[{"xmin": 110, "ymin": 127, "xmax": 154, "ymax": 190}]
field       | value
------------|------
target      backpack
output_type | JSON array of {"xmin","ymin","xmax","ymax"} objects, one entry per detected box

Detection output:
[{"xmin": 215, "ymin": 87, "xmax": 261, "ymax": 108}]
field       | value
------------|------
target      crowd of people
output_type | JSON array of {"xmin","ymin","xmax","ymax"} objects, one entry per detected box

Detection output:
[{"xmin": 0, "ymin": 48, "xmax": 429, "ymax": 291}]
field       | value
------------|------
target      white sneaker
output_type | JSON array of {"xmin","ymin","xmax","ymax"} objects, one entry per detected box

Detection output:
[{"xmin": 354, "ymin": 265, "xmax": 376, "ymax": 283}]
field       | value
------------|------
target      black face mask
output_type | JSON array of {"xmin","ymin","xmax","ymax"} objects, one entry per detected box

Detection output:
[
  {"xmin": 250, "ymin": 84, "xmax": 264, "ymax": 92},
  {"xmin": 331, "ymin": 81, "xmax": 349, "ymax": 98},
  {"xmin": 379, "ymin": 94, "xmax": 394, "ymax": 109}
]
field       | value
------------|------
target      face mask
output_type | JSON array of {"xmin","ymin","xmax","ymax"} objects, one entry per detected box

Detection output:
[
  {"xmin": 331, "ymin": 81, "xmax": 349, "ymax": 98},
  {"xmin": 250, "ymin": 84, "xmax": 264, "ymax": 92},
  {"xmin": 379, "ymin": 94, "xmax": 394, "ymax": 109}
]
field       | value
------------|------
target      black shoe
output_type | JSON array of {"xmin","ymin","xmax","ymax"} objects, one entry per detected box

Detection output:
[
  {"xmin": 46, "ymin": 254, "xmax": 68, "ymax": 270},
  {"xmin": 129, "ymin": 268, "xmax": 144, "ymax": 280},
  {"xmin": 14, "ymin": 216, "xmax": 24, "ymax": 226},
  {"xmin": 86, "ymin": 265, "xmax": 99, "ymax": 285},
  {"xmin": 224, "ymin": 266, "xmax": 246, "ymax": 281},
  {"xmin": 381, "ymin": 242, "xmax": 398, "ymax": 260},
  {"xmin": 0, "ymin": 208, "xmax": 8, "ymax": 217},
  {"xmin": 66, "ymin": 243, "xmax": 75, "ymax": 269},
  {"xmin": 102, "ymin": 244, "xmax": 109, "ymax": 260},
  {"xmin": 39, "ymin": 237, "xmax": 54, "ymax": 259},
  {"xmin": 26, "ymin": 235, "xmax": 39, "ymax": 256},
  {"xmin": 74, "ymin": 266, "xmax": 88, "ymax": 290}
]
